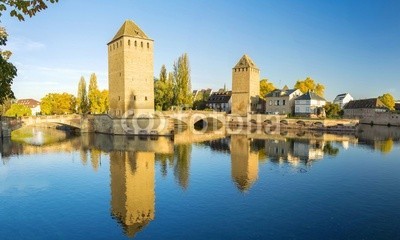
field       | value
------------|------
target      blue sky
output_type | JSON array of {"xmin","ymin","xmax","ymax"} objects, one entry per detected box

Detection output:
[{"xmin": 1, "ymin": 0, "xmax": 400, "ymax": 101}]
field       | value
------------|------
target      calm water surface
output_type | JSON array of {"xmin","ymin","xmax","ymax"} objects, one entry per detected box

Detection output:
[{"xmin": 1, "ymin": 126, "xmax": 400, "ymax": 239}]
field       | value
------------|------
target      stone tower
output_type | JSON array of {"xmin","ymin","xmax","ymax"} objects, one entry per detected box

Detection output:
[
  {"xmin": 231, "ymin": 55, "xmax": 260, "ymax": 116},
  {"xmin": 108, "ymin": 20, "xmax": 154, "ymax": 117}
]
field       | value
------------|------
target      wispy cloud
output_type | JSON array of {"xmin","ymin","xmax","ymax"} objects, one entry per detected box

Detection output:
[{"xmin": 7, "ymin": 37, "xmax": 45, "ymax": 52}]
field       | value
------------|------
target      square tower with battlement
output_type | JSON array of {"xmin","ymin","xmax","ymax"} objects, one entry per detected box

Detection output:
[
  {"xmin": 231, "ymin": 55, "xmax": 260, "ymax": 116},
  {"xmin": 108, "ymin": 20, "xmax": 154, "ymax": 117}
]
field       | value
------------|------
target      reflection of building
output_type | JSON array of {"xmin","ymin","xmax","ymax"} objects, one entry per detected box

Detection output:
[
  {"xmin": 264, "ymin": 138, "xmax": 325, "ymax": 166},
  {"xmin": 230, "ymin": 135, "xmax": 259, "ymax": 192},
  {"xmin": 110, "ymin": 151, "xmax": 155, "ymax": 238}
]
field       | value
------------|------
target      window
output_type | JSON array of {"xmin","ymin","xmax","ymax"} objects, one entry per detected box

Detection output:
[
  {"xmin": 145, "ymin": 96, "xmax": 148, "ymax": 101},
  {"xmin": 128, "ymin": 40, "xmax": 131, "ymax": 46},
  {"xmin": 276, "ymin": 100, "xmax": 280, "ymax": 106},
  {"xmin": 147, "ymin": 42, "xmax": 149, "ymax": 48},
  {"xmin": 116, "ymin": 42, "xmax": 118, "ymax": 48},
  {"xmin": 134, "ymin": 41, "xmax": 137, "ymax": 47},
  {"xmin": 141, "ymin": 42, "xmax": 143, "ymax": 47},
  {"xmin": 134, "ymin": 96, "xmax": 136, "ymax": 101},
  {"xmin": 113, "ymin": 44, "xmax": 115, "ymax": 50},
  {"xmin": 118, "ymin": 96, "xmax": 121, "ymax": 101},
  {"xmin": 283, "ymin": 100, "xmax": 286, "ymax": 105},
  {"xmin": 269, "ymin": 100, "xmax": 272, "ymax": 106}
]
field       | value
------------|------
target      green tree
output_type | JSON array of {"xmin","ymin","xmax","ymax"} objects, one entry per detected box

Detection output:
[
  {"xmin": 324, "ymin": 102, "xmax": 342, "ymax": 118},
  {"xmin": 0, "ymin": 0, "xmax": 58, "ymax": 21},
  {"xmin": 76, "ymin": 76, "xmax": 89, "ymax": 114},
  {"xmin": 40, "ymin": 93, "xmax": 76, "ymax": 115},
  {"xmin": 99, "ymin": 89, "xmax": 109, "ymax": 114},
  {"xmin": 378, "ymin": 93, "xmax": 395, "ymax": 110},
  {"xmin": 154, "ymin": 65, "xmax": 174, "ymax": 111},
  {"xmin": 173, "ymin": 53, "xmax": 192, "ymax": 108},
  {"xmin": 88, "ymin": 73, "xmax": 101, "ymax": 114},
  {"xmin": 4, "ymin": 103, "xmax": 31, "ymax": 117},
  {"xmin": 0, "ymin": 97, "xmax": 13, "ymax": 115},
  {"xmin": 260, "ymin": 79, "xmax": 276, "ymax": 98},
  {"xmin": 1, "ymin": 1, "xmax": 58, "ymax": 104},
  {"xmin": 0, "ymin": 27, "xmax": 16, "ymax": 105},
  {"xmin": 294, "ymin": 77, "xmax": 325, "ymax": 96}
]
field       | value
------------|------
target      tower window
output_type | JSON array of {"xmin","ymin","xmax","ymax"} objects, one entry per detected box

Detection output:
[
  {"xmin": 147, "ymin": 42, "xmax": 149, "ymax": 48},
  {"xmin": 116, "ymin": 42, "xmax": 118, "ymax": 48},
  {"xmin": 134, "ymin": 96, "xmax": 136, "ymax": 100},
  {"xmin": 135, "ymin": 41, "xmax": 137, "ymax": 47},
  {"xmin": 128, "ymin": 40, "xmax": 131, "ymax": 46},
  {"xmin": 145, "ymin": 96, "xmax": 148, "ymax": 101},
  {"xmin": 113, "ymin": 44, "xmax": 115, "ymax": 50},
  {"xmin": 120, "ymin": 40, "xmax": 122, "ymax": 46},
  {"xmin": 118, "ymin": 96, "xmax": 121, "ymax": 101},
  {"xmin": 141, "ymin": 42, "xmax": 143, "ymax": 48}
]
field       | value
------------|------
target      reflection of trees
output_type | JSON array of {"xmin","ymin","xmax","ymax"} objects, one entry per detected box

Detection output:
[
  {"xmin": 174, "ymin": 144, "xmax": 192, "ymax": 190},
  {"xmin": 155, "ymin": 153, "xmax": 174, "ymax": 177},
  {"xmin": 80, "ymin": 149, "xmax": 88, "ymax": 165},
  {"xmin": 376, "ymin": 139, "xmax": 394, "ymax": 154},
  {"xmin": 323, "ymin": 142, "xmax": 339, "ymax": 156},
  {"xmin": 90, "ymin": 149, "xmax": 101, "ymax": 171}
]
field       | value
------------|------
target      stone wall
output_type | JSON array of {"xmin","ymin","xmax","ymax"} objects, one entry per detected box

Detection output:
[{"xmin": 360, "ymin": 112, "xmax": 400, "ymax": 126}]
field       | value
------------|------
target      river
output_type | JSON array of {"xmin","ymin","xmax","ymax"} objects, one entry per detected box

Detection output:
[{"xmin": 1, "ymin": 125, "xmax": 400, "ymax": 239}]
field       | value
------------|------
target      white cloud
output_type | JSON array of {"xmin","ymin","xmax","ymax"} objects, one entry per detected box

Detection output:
[{"xmin": 7, "ymin": 37, "xmax": 45, "ymax": 52}]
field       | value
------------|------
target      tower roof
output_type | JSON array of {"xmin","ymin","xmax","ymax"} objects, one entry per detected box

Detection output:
[
  {"xmin": 233, "ymin": 54, "xmax": 258, "ymax": 69},
  {"xmin": 109, "ymin": 20, "xmax": 150, "ymax": 43}
]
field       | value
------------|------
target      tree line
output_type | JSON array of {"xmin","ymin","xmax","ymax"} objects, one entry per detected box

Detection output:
[{"xmin": 154, "ymin": 53, "xmax": 192, "ymax": 111}]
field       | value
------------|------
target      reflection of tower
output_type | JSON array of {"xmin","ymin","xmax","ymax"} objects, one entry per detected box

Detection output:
[
  {"xmin": 110, "ymin": 151, "xmax": 155, "ymax": 238},
  {"xmin": 230, "ymin": 135, "xmax": 259, "ymax": 192}
]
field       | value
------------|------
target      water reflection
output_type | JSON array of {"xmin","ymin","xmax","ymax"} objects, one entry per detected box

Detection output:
[
  {"xmin": 1, "ymin": 125, "xmax": 400, "ymax": 238},
  {"xmin": 110, "ymin": 151, "xmax": 155, "ymax": 237},
  {"xmin": 230, "ymin": 135, "xmax": 259, "ymax": 192}
]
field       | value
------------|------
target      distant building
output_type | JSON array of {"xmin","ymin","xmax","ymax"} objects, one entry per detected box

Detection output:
[
  {"xmin": 17, "ymin": 99, "xmax": 40, "ymax": 115},
  {"xmin": 294, "ymin": 92, "xmax": 326, "ymax": 116},
  {"xmin": 395, "ymin": 102, "xmax": 400, "ymax": 112},
  {"xmin": 333, "ymin": 93, "xmax": 353, "ymax": 109},
  {"xmin": 206, "ymin": 91, "xmax": 232, "ymax": 113},
  {"xmin": 265, "ymin": 86, "xmax": 302, "ymax": 115},
  {"xmin": 343, "ymin": 98, "xmax": 388, "ymax": 119},
  {"xmin": 231, "ymin": 55, "xmax": 260, "ymax": 116}
]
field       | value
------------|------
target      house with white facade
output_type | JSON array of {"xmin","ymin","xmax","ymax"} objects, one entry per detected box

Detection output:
[
  {"xmin": 333, "ymin": 93, "xmax": 353, "ymax": 109},
  {"xmin": 265, "ymin": 86, "xmax": 302, "ymax": 115},
  {"xmin": 206, "ymin": 91, "xmax": 232, "ymax": 113},
  {"xmin": 17, "ymin": 99, "xmax": 41, "ymax": 115},
  {"xmin": 294, "ymin": 91, "xmax": 326, "ymax": 117}
]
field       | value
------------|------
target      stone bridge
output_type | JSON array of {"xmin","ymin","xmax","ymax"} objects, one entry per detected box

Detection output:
[
  {"xmin": 1, "ymin": 115, "xmax": 87, "ymax": 137},
  {"xmin": 162, "ymin": 110, "xmax": 226, "ymax": 130}
]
